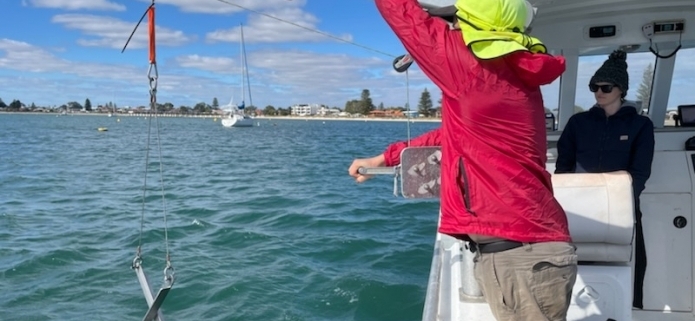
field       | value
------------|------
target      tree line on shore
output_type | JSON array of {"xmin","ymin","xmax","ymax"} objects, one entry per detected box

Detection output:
[
  {"xmin": 0, "ymin": 63, "xmax": 656, "ymax": 117},
  {"xmin": 0, "ymin": 87, "xmax": 442, "ymax": 117}
]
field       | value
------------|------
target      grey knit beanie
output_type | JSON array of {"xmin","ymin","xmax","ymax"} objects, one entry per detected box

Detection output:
[{"xmin": 590, "ymin": 50, "xmax": 629, "ymax": 98}]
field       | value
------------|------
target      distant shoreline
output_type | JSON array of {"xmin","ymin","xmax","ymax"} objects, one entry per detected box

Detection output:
[
  {"xmin": 259, "ymin": 116, "xmax": 441, "ymax": 123},
  {"xmin": 0, "ymin": 112, "xmax": 442, "ymax": 123}
]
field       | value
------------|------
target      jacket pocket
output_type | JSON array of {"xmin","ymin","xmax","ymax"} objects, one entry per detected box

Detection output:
[
  {"xmin": 458, "ymin": 157, "xmax": 475, "ymax": 215},
  {"xmin": 530, "ymin": 256, "xmax": 578, "ymax": 321},
  {"xmin": 610, "ymin": 135, "xmax": 632, "ymax": 152}
]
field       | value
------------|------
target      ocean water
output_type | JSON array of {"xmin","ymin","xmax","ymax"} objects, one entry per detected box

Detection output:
[{"xmin": 0, "ymin": 114, "xmax": 441, "ymax": 321}]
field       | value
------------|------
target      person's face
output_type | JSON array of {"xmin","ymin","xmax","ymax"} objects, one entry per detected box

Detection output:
[
  {"xmin": 590, "ymin": 82, "xmax": 622, "ymax": 106},
  {"xmin": 451, "ymin": 18, "xmax": 461, "ymax": 30}
]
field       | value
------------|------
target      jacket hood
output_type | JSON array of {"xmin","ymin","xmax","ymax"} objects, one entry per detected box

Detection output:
[
  {"xmin": 589, "ymin": 101, "xmax": 640, "ymax": 118},
  {"xmin": 505, "ymin": 51, "xmax": 566, "ymax": 87}
]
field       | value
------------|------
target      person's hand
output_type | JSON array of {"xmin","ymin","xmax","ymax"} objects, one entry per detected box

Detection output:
[{"xmin": 348, "ymin": 154, "xmax": 386, "ymax": 183}]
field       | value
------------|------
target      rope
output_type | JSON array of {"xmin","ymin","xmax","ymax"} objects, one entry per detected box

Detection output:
[
  {"xmin": 215, "ymin": 0, "xmax": 397, "ymax": 58},
  {"xmin": 405, "ymin": 69, "xmax": 411, "ymax": 145},
  {"xmin": 137, "ymin": 111, "xmax": 153, "ymax": 258},
  {"xmin": 121, "ymin": 3, "xmax": 153, "ymax": 54},
  {"xmin": 241, "ymin": 25, "xmax": 253, "ymax": 108},
  {"xmin": 154, "ymin": 111, "xmax": 172, "ymax": 266},
  {"xmin": 123, "ymin": 0, "xmax": 173, "ymax": 280},
  {"xmin": 146, "ymin": 3, "xmax": 172, "ymax": 267}
]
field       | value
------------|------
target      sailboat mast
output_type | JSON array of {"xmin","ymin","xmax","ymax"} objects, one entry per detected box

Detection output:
[
  {"xmin": 240, "ymin": 25, "xmax": 253, "ymax": 109},
  {"xmin": 240, "ymin": 23, "xmax": 245, "ymax": 106}
]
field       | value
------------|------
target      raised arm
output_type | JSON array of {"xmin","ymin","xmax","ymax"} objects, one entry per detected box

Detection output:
[{"xmin": 374, "ymin": 0, "xmax": 461, "ymax": 95}]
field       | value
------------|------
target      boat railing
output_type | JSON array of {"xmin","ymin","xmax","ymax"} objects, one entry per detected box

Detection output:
[{"xmin": 421, "ymin": 233, "xmax": 443, "ymax": 321}]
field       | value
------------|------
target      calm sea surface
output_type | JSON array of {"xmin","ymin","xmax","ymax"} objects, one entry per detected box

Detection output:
[{"xmin": 0, "ymin": 114, "xmax": 441, "ymax": 321}]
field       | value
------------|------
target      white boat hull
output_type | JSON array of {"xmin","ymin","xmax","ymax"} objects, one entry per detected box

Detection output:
[
  {"xmin": 221, "ymin": 114, "xmax": 253, "ymax": 127},
  {"xmin": 424, "ymin": 146, "xmax": 695, "ymax": 321},
  {"xmin": 425, "ymin": 233, "xmax": 634, "ymax": 321}
]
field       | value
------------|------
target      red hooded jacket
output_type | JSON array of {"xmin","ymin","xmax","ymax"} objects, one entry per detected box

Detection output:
[{"xmin": 376, "ymin": 0, "xmax": 571, "ymax": 243}]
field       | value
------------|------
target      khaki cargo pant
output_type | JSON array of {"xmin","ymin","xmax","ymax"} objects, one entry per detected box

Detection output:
[{"xmin": 474, "ymin": 242, "xmax": 578, "ymax": 321}]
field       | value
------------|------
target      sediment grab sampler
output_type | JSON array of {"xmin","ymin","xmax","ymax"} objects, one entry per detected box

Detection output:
[{"xmin": 122, "ymin": 1, "xmax": 174, "ymax": 320}]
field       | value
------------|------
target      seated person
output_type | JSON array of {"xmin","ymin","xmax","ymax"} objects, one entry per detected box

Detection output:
[{"xmin": 555, "ymin": 49, "xmax": 655, "ymax": 309}]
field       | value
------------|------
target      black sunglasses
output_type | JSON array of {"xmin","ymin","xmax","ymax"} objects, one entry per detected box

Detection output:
[{"xmin": 589, "ymin": 84, "xmax": 615, "ymax": 93}]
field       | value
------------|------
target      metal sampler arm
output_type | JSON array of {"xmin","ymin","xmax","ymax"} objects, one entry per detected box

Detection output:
[
  {"xmin": 357, "ymin": 147, "xmax": 442, "ymax": 198},
  {"xmin": 358, "ymin": 166, "xmax": 398, "ymax": 175},
  {"xmin": 133, "ymin": 258, "xmax": 174, "ymax": 321}
]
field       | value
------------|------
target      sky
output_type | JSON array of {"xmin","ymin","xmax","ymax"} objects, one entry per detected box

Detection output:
[{"xmin": 1, "ymin": 0, "xmax": 694, "ymax": 111}]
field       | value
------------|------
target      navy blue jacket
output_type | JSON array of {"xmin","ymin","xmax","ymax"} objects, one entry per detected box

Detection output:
[{"xmin": 555, "ymin": 104, "xmax": 655, "ymax": 203}]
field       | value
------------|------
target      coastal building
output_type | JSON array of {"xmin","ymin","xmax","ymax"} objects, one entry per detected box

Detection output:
[
  {"xmin": 291, "ymin": 104, "xmax": 320, "ymax": 116},
  {"xmin": 317, "ymin": 106, "xmax": 340, "ymax": 116}
]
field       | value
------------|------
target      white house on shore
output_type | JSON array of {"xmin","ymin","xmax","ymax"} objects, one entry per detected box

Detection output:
[
  {"xmin": 317, "ymin": 106, "xmax": 341, "ymax": 116},
  {"xmin": 291, "ymin": 104, "xmax": 320, "ymax": 116}
]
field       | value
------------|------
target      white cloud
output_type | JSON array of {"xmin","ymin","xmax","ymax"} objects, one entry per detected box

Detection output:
[
  {"xmin": 51, "ymin": 14, "xmax": 193, "ymax": 49},
  {"xmin": 0, "ymin": 39, "xmax": 70, "ymax": 72},
  {"xmin": 29, "ymin": 0, "xmax": 126, "ymax": 11},
  {"xmin": 149, "ymin": 0, "xmax": 304, "ymax": 14},
  {"xmin": 0, "ymin": 41, "xmax": 228, "ymax": 108},
  {"xmin": 175, "ymin": 49, "xmax": 433, "ymax": 107},
  {"xmin": 0, "ymin": 38, "xmax": 429, "ymax": 109},
  {"xmin": 0, "ymin": 39, "xmax": 138, "ymax": 80},
  {"xmin": 206, "ymin": 8, "xmax": 352, "ymax": 44},
  {"xmin": 250, "ymin": 51, "xmax": 384, "ymax": 87},
  {"xmin": 3, "ymin": 37, "xmax": 694, "ymax": 112},
  {"xmin": 176, "ymin": 55, "xmax": 237, "ymax": 74}
]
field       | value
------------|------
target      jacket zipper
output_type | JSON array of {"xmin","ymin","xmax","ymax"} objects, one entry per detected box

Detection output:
[
  {"xmin": 599, "ymin": 118, "xmax": 609, "ymax": 170},
  {"xmin": 458, "ymin": 158, "xmax": 475, "ymax": 215}
]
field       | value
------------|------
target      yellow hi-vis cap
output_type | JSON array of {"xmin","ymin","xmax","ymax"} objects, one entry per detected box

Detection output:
[{"xmin": 454, "ymin": 0, "xmax": 546, "ymax": 59}]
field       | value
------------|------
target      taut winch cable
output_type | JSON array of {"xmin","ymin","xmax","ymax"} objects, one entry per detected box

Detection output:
[
  {"xmin": 122, "ymin": 1, "xmax": 174, "ymax": 320},
  {"xmin": 216, "ymin": 0, "xmax": 398, "ymax": 59},
  {"xmin": 215, "ymin": 0, "xmax": 414, "ymax": 144}
]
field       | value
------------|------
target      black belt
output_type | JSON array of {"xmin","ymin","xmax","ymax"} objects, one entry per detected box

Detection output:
[{"xmin": 471, "ymin": 240, "xmax": 524, "ymax": 253}]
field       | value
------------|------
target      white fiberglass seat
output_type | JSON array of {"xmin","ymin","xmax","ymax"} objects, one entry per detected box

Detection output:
[
  {"xmin": 553, "ymin": 171, "xmax": 635, "ymax": 263},
  {"xmin": 553, "ymin": 171, "xmax": 635, "ymax": 321},
  {"xmin": 447, "ymin": 171, "xmax": 635, "ymax": 321}
]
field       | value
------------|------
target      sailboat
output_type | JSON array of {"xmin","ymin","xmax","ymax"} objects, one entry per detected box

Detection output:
[
  {"xmin": 107, "ymin": 92, "xmax": 115, "ymax": 117},
  {"xmin": 222, "ymin": 23, "xmax": 254, "ymax": 128}
]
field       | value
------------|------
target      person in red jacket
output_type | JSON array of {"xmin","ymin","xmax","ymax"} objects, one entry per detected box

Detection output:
[{"xmin": 348, "ymin": 0, "xmax": 577, "ymax": 320}]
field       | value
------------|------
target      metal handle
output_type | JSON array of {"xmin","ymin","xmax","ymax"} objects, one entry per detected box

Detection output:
[
  {"xmin": 393, "ymin": 54, "xmax": 414, "ymax": 73},
  {"xmin": 357, "ymin": 166, "xmax": 397, "ymax": 175}
]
